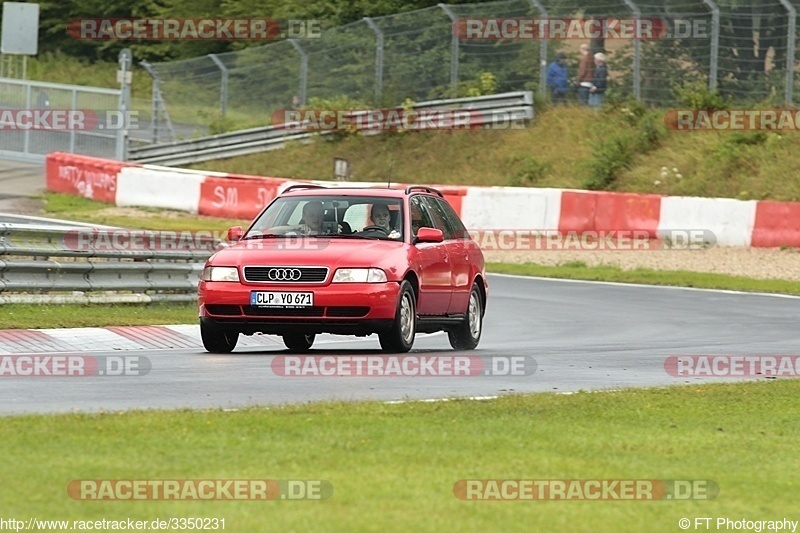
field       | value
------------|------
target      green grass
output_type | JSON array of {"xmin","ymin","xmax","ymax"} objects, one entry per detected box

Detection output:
[
  {"xmin": 41, "ymin": 192, "xmax": 250, "ymax": 231},
  {"xmin": 0, "ymin": 303, "xmax": 197, "ymax": 329},
  {"xmin": 2, "ymin": 381, "xmax": 798, "ymax": 531},
  {"xmin": 488, "ymin": 262, "xmax": 800, "ymax": 295}
]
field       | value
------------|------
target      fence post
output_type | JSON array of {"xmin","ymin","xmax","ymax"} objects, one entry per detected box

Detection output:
[
  {"xmin": 529, "ymin": 1, "xmax": 549, "ymax": 98},
  {"xmin": 778, "ymin": 0, "xmax": 796, "ymax": 105},
  {"xmin": 139, "ymin": 60, "xmax": 175, "ymax": 143},
  {"xmin": 208, "ymin": 54, "xmax": 228, "ymax": 117},
  {"xmin": 363, "ymin": 17, "xmax": 384, "ymax": 104},
  {"xmin": 23, "ymin": 84, "xmax": 31, "ymax": 156},
  {"xmin": 438, "ymin": 4, "xmax": 459, "ymax": 93},
  {"xmin": 701, "ymin": 0, "xmax": 719, "ymax": 91},
  {"xmin": 622, "ymin": 0, "xmax": 641, "ymax": 100},
  {"xmin": 288, "ymin": 39, "xmax": 308, "ymax": 105},
  {"xmin": 116, "ymin": 48, "xmax": 132, "ymax": 161},
  {"xmin": 70, "ymin": 88, "xmax": 77, "ymax": 153}
]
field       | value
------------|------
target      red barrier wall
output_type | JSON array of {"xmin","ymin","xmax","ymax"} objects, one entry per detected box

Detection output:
[
  {"xmin": 559, "ymin": 191, "xmax": 661, "ymax": 236},
  {"xmin": 46, "ymin": 152, "xmax": 130, "ymax": 204},
  {"xmin": 198, "ymin": 175, "xmax": 287, "ymax": 219},
  {"xmin": 751, "ymin": 201, "xmax": 800, "ymax": 247}
]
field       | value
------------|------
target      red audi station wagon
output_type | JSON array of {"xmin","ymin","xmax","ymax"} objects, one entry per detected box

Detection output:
[{"xmin": 198, "ymin": 185, "xmax": 487, "ymax": 353}]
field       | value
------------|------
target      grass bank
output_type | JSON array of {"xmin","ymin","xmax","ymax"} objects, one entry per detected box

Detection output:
[
  {"xmin": 195, "ymin": 104, "xmax": 800, "ymax": 202},
  {"xmin": 2, "ymin": 381, "xmax": 798, "ymax": 531}
]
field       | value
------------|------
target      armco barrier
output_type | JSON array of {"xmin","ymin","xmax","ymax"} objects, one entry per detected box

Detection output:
[
  {"xmin": 751, "ymin": 201, "xmax": 800, "ymax": 248},
  {"xmin": 0, "ymin": 224, "xmax": 213, "ymax": 302},
  {"xmin": 43, "ymin": 152, "xmax": 800, "ymax": 249}
]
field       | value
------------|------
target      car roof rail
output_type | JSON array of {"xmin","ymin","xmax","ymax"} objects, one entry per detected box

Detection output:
[
  {"xmin": 282, "ymin": 184, "xmax": 329, "ymax": 193},
  {"xmin": 404, "ymin": 185, "xmax": 443, "ymax": 197}
]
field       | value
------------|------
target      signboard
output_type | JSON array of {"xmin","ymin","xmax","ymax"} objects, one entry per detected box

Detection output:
[
  {"xmin": 1, "ymin": 2, "xmax": 39, "ymax": 55},
  {"xmin": 333, "ymin": 157, "xmax": 351, "ymax": 181}
]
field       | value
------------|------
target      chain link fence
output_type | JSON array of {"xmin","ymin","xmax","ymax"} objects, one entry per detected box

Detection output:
[
  {"xmin": 142, "ymin": 0, "xmax": 800, "ymax": 140},
  {"xmin": 0, "ymin": 79, "xmax": 123, "ymax": 161}
]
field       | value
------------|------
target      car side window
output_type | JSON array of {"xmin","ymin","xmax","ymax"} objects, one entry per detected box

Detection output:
[
  {"xmin": 409, "ymin": 196, "xmax": 434, "ymax": 237},
  {"xmin": 436, "ymin": 198, "xmax": 469, "ymax": 239},
  {"xmin": 420, "ymin": 196, "xmax": 453, "ymax": 240}
]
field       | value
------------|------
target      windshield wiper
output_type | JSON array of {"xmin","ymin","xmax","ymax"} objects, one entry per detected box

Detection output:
[
  {"xmin": 328, "ymin": 234, "xmax": 386, "ymax": 240},
  {"xmin": 242, "ymin": 233, "xmax": 286, "ymax": 240}
]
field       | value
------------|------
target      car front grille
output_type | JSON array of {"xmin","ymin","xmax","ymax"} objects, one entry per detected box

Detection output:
[
  {"xmin": 243, "ymin": 306, "xmax": 325, "ymax": 317},
  {"xmin": 243, "ymin": 266, "xmax": 329, "ymax": 283},
  {"xmin": 204, "ymin": 305, "xmax": 370, "ymax": 319}
]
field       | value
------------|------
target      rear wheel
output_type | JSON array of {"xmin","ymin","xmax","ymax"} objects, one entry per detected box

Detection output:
[
  {"xmin": 283, "ymin": 333, "xmax": 316, "ymax": 352},
  {"xmin": 379, "ymin": 281, "xmax": 416, "ymax": 353},
  {"xmin": 200, "ymin": 319, "xmax": 238, "ymax": 353},
  {"xmin": 448, "ymin": 283, "xmax": 483, "ymax": 350}
]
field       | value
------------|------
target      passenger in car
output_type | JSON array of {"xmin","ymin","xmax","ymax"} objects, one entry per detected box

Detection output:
[
  {"xmin": 297, "ymin": 201, "xmax": 325, "ymax": 235},
  {"xmin": 271, "ymin": 200, "xmax": 326, "ymax": 235}
]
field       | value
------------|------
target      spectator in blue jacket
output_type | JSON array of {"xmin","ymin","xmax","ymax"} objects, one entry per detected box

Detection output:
[{"xmin": 546, "ymin": 53, "xmax": 569, "ymax": 105}]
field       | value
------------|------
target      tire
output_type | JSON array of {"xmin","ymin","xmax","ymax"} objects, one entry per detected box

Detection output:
[
  {"xmin": 448, "ymin": 283, "xmax": 483, "ymax": 350},
  {"xmin": 283, "ymin": 333, "xmax": 316, "ymax": 352},
  {"xmin": 200, "ymin": 319, "xmax": 238, "ymax": 353},
  {"xmin": 379, "ymin": 280, "xmax": 416, "ymax": 353}
]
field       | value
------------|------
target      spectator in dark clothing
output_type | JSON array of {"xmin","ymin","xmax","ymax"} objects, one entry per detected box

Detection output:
[
  {"xmin": 589, "ymin": 53, "xmax": 608, "ymax": 109},
  {"xmin": 546, "ymin": 53, "xmax": 569, "ymax": 105},
  {"xmin": 577, "ymin": 44, "xmax": 594, "ymax": 105},
  {"xmin": 35, "ymin": 90, "xmax": 50, "ymax": 109}
]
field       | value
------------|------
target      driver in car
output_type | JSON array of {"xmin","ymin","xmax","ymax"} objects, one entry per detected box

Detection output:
[
  {"xmin": 363, "ymin": 203, "xmax": 401, "ymax": 239},
  {"xmin": 370, "ymin": 203, "xmax": 392, "ymax": 231}
]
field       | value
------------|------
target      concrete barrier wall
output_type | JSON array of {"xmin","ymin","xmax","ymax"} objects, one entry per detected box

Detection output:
[{"xmin": 44, "ymin": 152, "xmax": 800, "ymax": 248}]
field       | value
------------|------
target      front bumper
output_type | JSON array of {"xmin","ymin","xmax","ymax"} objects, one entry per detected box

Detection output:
[{"xmin": 198, "ymin": 281, "xmax": 400, "ymax": 335}]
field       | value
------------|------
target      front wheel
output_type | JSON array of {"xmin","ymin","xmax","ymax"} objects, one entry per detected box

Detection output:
[
  {"xmin": 283, "ymin": 333, "xmax": 316, "ymax": 352},
  {"xmin": 200, "ymin": 319, "xmax": 238, "ymax": 353},
  {"xmin": 379, "ymin": 281, "xmax": 416, "ymax": 353},
  {"xmin": 448, "ymin": 283, "xmax": 483, "ymax": 350}
]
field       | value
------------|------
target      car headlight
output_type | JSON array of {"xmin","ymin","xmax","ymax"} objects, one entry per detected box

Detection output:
[
  {"xmin": 332, "ymin": 268, "xmax": 387, "ymax": 283},
  {"xmin": 201, "ymin": 266, "xmax": 240, "ymax": 282}
]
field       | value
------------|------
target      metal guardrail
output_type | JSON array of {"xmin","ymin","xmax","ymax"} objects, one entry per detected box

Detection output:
[
  {"xmin": 127, "ymin": 91, "xmax": 534, "ymax": 166},
  {"xmin": 0, "ymin": 224, "xmax": 217, "ymax": 304}
]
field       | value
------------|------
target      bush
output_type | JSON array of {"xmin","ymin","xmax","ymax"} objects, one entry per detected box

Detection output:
[
  {"xmin": 583, "ymin": 136, "xmax": 634, "ymax": 190},
  {"xmin": 197, "ymin": 109, "xmax": 236, "ymax": 135},
  {"xmin": 306, "ymin": 94, "xmax": 372, "ymax": 140},
  {"xmin": 582, "ymin": 107, "xmax": 665, "ymax": 190},
  {"xmin": 674, "ymin": 80, "xmax": 730, "ymax": 111},
  {"xmin": 507, "ymin": 156, "xmax": 551, "ymax": 186}
]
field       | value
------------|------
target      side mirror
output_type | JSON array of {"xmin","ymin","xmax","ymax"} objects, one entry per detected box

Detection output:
[
  {"xmin": 227, "ymin": 226, "xmax": 243, "ymax": 242},
  {"xmin": 415, "ymin": 227, "xmax": 444, "ymax": 243}
]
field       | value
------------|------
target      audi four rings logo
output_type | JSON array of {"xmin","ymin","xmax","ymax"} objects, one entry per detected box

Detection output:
[{"xmin": 268, "ymin": 268, "xmax": 303, "ymax": 281}]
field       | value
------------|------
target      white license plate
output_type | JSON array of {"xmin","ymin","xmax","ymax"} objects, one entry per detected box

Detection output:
[{"xmin": 250, "ymin": 291, "xmax": 314, "ymax": 308}]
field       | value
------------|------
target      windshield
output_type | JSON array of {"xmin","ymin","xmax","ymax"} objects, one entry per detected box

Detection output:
[{"xmin": 245, "ymin": 195, "xmax": 404, "ymax": 241}]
